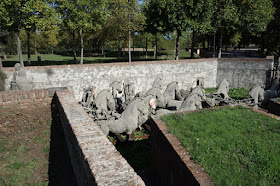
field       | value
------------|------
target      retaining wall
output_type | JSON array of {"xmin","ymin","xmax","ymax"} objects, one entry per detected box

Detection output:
[
  {"xmin": 2, "ymin": 58, "xmax": 272, "ymax": 100},
  {"xmin": 0, "ymin": 87, "xmax": 67, "ymax": 105},
  {"xmin": 150, "ymin": 117, "xmax": 214, "ymax": 186},
  {"xmin": 53, "ymin": 89, "xmax": 144, "ymax": 185},
  {"xmin": 217, "ymin": 58, "xmax": 273, "ymax": 88}
]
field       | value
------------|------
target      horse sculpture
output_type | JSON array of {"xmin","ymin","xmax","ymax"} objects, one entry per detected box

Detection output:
[
  {"xmin": 249, "ymin": 86, "xmax": 265, "ymax": 105},
  {"xmin": 97, "ymin": 96, "xmax": 156, "ymax": 136},
  {"xmin": 94, "ymin": 89, "xmax": 117, "ymax": 120},
  {"xmin": 163, "ymin": 81, "xmax": 182, "ymax": 101},
  {"xmin": 215, "ymin": 79, "xmax": 230, "ymax": 99}
]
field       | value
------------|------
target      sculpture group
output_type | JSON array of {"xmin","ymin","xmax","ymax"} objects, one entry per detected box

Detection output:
[{"xmin": 80, "ymin": 76, "xmax": 280, "ymax": 139}]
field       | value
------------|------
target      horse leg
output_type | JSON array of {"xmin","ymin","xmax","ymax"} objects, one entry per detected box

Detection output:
[
  {"xmin": 116, "ymin": 134, "xmax": 127, "ymax": 142},
  {"xmin": 128, "ymin": 130, "xmax": 135, "ymax": 141}
]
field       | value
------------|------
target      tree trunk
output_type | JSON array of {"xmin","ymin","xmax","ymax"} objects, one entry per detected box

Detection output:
[
  {"xmin": 203, "ymin": 40, "xmax": 206, "ymax": 50},
  {"xmin": 145, "ymin": 37, "xmax": 148, "ymax": 58},
  {"xmin": 16, "ymin": 31, "xmax": 24, "ymax": 67},
  {"xmin": 0, "ymin": 57, "xmax": 2, "ymax": 70},
  {"xmin": 117, "ymin": 39, "xmax": 120, "ymax": 60},
  {"xmin": 1, "ymin": 51, "xmax": 7, "ymax": 60},
  {"xmin": 128, "ymin": 26, "xmax": 131, "ymax": 62},
  {"xmin": 261, "ymin": 33, "xmax": 265, "ymax": 54},
  {"xmin": 27, "ymin": 30, "xmax": 31, "ymax": 65},
  {"xmin": 218, "ymin": 31, "xmax": 223, "ymax": 58},
  {"xmin": 35, "ymin": 35, "xmax": 38, "ymax": 56},
  {"xmin": 154, "ymin": 34, "xmax": 157, "ymax": 59},
  {"xmin": 191, "ymin": 31, "xmax": 195, "ymax": 59},
  {"xmin": 175, "ymin": 30, "xmax": 181, "ymax": 60},
  {"xmin": 73, "ymin": 31, "xmax": 77, "ymax": 63},
  {"xmin": 80, "ymin": 29, "xmax": 84, "ymax": 64},
  {"xmin": 213, "ymin": 34, "xmax": 216, "ymax": 58},
  {"xmin": 0, "ymin": 44, "xmax": 7, "ymax": 60}
]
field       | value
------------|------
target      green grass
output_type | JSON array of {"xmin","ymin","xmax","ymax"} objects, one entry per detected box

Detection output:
[
  {"xmin": 205, "ymin": 87, "xmax": 250, "ymax": 100},
  {"xmin": 162, "ymin": 106, "xmax": 280, "ymax": 185},
  {"xmin": 0, "ymin": 156, "xmax": 39, "ymax": 185},
  {"xmin": 2, "ymin": 50, "xmax": 191, "ymax": 67}
]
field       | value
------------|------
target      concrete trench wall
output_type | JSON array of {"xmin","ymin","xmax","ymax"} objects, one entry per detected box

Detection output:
[{"xmin": 3, "ymin": 58, "xmax": 272, "ymax": 101}]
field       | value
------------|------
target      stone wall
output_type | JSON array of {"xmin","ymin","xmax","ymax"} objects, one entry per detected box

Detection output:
[
  {"xmin": 0, "ymin": 89, "xmax": 51, "ymax": 105},
  {"xmin": 2, "ymin": 58, "xmax": 272, "ymax": 100},
  {"xmin": 217, "ymin": 58, "xmax": 273, "ymax": 88},
  {"xmin": 53, "ymin": 89, "xmax": 144, "ymax": 185},
  {"xmin": 3, "ymin": 59, "xmax": 218, "ymax": 100},
  {"xmin": 0, "ymin": 87, "xmax": 68, "ymax": 105}
]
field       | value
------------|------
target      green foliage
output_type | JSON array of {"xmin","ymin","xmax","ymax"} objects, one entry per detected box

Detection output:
[
  {"xmin": 228, "ymin": 88, "xmax": 250, "ymax": 100},
  {"xmin": 238, "ymin": 0, "xmax": 275, "ymax": 36},
  {"xmin": 0, "ymin": 69, "xmax": 7, "ymax": 91},
  {"xmin": 144, "ymin": 0, "xmax": 214, "ymax": 59},
  {"xmin": 205, "ymin": 88, "xmax": 218, "ymax": 94},
  {"xmin": 0, "ymin": 0, "xmax": 58, "ymax": 31},
  {"xmin": 55, "ymin": 0, "xmax": 108, "ymax": 32},
  {"xmin": 93, "ymin": 0, "xmax": 146, "ymax": 51},
  {"xmin": 263, "ymin": 0, "xmax": 280, "ymax": 55},
  {"xmin": 162, "ymin": 107, "xmax": 280, "ymax": 185},
  {"xmin": 205, "ymin": 87, "xmax": 250, "ymax": 100}
]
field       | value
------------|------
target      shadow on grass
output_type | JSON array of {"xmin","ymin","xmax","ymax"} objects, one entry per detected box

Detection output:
[{"xmin": 48, "ymin": 99, "xmax": 77, "ymax": 186}]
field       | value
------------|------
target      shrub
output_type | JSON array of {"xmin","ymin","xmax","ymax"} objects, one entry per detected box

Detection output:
[{"xmin": 0, "ymin": 69, "xmax": 7, "ymax": 91}]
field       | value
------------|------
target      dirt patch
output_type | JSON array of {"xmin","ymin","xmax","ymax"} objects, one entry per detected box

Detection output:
[{"xmin": 0, "ymin": 102, "xmax": 52, "ymax": 185}]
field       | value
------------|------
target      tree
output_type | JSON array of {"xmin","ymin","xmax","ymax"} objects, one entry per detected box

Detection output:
[
  {"xmin": 0, "ymin": 0, "xmax": 58, "ymax": 66},
  {"xmin": 92, "ymin": 0, "xmax": 145, "ymax": 61},
  {"xmin": 0, "ymin": 30, "xmax": 11, "ymax": 60},
  {"xmin": 55, "ymin": 0, "xmax": 109, "ymax": 64},
  {"xmin": 145, "ymin": 0, "xmax": 189, "ymax": 60},
  {"xmin": 263, "ymin": 0, "xmax": 280, "ymax": 59},
  {"xmin": 211, "ymin": 0, "xmax": 274, "ymax": 58}
]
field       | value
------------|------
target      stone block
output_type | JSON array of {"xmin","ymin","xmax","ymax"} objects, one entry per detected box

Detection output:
[
  {"xmin": 16, "ymin": 91, "xmax": 24, "ymax": 101},
  {"xmin": 28, "ymin": 90, "xmax": 36, "ymax": 100},
  {"xmin": 6, "ymin": 91, "xmax": 15, "ymax": 102},
  {"xmin": 23, "ymin": 90, "xmax": 30, "ymax": 100},
  {"xmin": 0, "ymin": 92, "xmax": 3, "ymax": 102}
]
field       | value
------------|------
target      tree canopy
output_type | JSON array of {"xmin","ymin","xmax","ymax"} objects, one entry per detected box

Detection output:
[
  {"xmin": 0, "ymin": 0, "xmax": 278, "ymax": 63},
  {"xmin": 0, "ymin": 0, "xmax": 58, "ymax": 66}
]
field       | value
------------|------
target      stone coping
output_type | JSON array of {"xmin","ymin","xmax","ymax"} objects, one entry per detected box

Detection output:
[
  {"xmin": 2, "ymin": 58, "xmax": 272, "ymax": 72},
  {"xmin": 54, "ymin": 89, "xmax": 145, "ymax": 186},
  {"xmin": 2, "ymin": 58, "xmax": 216, "ymax": 71}
]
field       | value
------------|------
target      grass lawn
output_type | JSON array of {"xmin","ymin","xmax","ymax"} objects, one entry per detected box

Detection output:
[
  {"xmin": 0, "ymin": 103, "xmax": 51, "ymax": 185},
  {"xmin": 2, "ymin": 50, "xmax": 191, "ymax": 67},
  {"xmin": 0, "ymin": 102, "xmax": 75, "ymax": 185},
  {"xmin": 162, "ymin": 106, "xmax": 280, "ymax": 185},
  {"xmin": 205, "ymin": 87, "xmax": 250, "ymax": 100}
]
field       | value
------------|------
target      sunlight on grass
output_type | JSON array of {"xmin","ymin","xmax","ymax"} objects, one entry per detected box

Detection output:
[
  {"xmin": 162, "ymin": 106, "xmax": 280, "ymax": 185},
  {"xmin": 205, "ymin": 87, "xmax": 250, "ymax": 100},
  {"xmin": 2, "ymin": 50, "xmax": 191, "ymax": 67}
]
